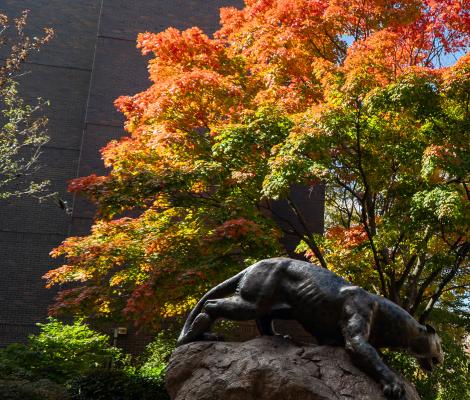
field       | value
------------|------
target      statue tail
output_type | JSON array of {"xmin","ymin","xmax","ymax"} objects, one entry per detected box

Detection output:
[{"xmin": 177, "ymin": 270, "xmax": 245, "ymax": 346}]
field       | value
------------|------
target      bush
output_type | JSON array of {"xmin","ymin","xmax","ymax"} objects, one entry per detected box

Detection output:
[
  {"xmin": 0, "ymin": 318, "xmax": 126, "ymax": 383},
  {"xmin": 0, "ymin": 343, "xmax": 45, "ymax": 381},
  {"xmin": 68, "ymin": 369, "xmax": 169, "ymax": 400},
  {"xmin": 66, "ymin": 329, "xmax": 175, "ymax": 400},
  {"xmin": 0, "ymin": 320, "xmax": 175, "ymax": 399},
  {"xmin": 138, "ymin": 330, "xmax": 177, "ymax": 380}
]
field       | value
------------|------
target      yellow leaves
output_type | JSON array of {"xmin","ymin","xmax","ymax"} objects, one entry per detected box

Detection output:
[
  {"xmin": 109, "ymin": 270, "xmax": 133, "ymax": 287},
  {"xmin": 160, "ymin": 297, "xmax": 198, "ymax": 318},
  {"xmin": 97, "ymin": 300, "xmax": 111, "ymax": 314},
  {"xmin": 230, "ymin": 170, "xmax": 256, "ymax": 184},
  {"xmin": 427, "ymin": 235, "xmax": 458, "ymax": 254},
  {"xmin": 151, "ymin": 193, "xmax": 172, "ymax": 209},
  {"xmin": 43, "ymin": 265, "xmax": 92, "ymax": 288},
  {"xmin": 43, "ymin": 265, "xmax": 75, "ymax": 288},
  {"xmin": 190, "ymin": 181, "xmax": 207, "ymax": 194},
  {"xmin": 145, "ymin": 236, "xmax": 172, "ymax": 256}
]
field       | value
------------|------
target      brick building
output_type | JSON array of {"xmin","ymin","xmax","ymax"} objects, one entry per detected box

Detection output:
[{"xmin": 0, "ymin": 0, "xmax": 324, "ymax": 349}]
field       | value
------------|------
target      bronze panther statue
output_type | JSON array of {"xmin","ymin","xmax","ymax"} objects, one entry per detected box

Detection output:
[{"xmin": 177, "ymin": 258, "xmax": 443, "ymax": 399}]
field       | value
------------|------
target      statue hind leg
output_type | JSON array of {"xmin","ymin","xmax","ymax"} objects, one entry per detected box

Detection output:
[
  {"xmin": 256, "ymin": 316, "xmax": 275, "ymax": 335},
  {"xmin": 255, "ymin": 303, "xmax": 293, "ymax": 336},
  {"xmin": 178, "ymin": 296, "xmax": 263, "ymax": 345}
]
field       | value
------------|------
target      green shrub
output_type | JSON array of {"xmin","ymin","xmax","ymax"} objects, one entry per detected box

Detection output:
[
  {"xmin": 0, "ymin": 378, "xmax": 43, "ymax": 400},
  {"xmin": 68, "ymin": 369, "xmax": 169, "ymax": 400},
  {"xmin": 0, "ymin": 320, "xmax": 176, "ymax": 399},
  {"xmin": 0, "ymin": 318, "xmax": 126, "ymax": 383},
  {"xmin": 0, "ymin": 343, "xmax": 45, "ymax": 381},
  {"xmin": 138, "ymin": 330, "xmax": 176, "ymax": 380}
]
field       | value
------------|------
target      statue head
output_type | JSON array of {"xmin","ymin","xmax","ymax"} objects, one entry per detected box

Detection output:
[{"xmin": 409, "ymin": 324, "xmax": 443, "ymax": 372}]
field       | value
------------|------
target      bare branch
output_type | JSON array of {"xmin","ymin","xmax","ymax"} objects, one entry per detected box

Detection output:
[
  {"xmin": 287, "ymin": 196, "xmax": 328, "ymax": 269},
  {"xmin": 419, "ymin": 242, "xmax": 469, "ymax": 323}
]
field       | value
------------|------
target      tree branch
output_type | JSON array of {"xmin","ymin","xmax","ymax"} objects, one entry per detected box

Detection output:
[
  {"xmin": 419, "ymin": 242, "xmax": 469, "ymax": 323},
  {"xmin": 261, "ymin": 200, "xmax": 305, "ymax": 239},
  {"xmin": 350, "ymin": 105, "xmax": 387, "ymax": 295},
  {"xmin": 396, "ymin": 227, "xmax": 432, "ymax": 296},
  {"xmin": 286, "ymin": 196, "xmax": 328, "ymax": 269}
]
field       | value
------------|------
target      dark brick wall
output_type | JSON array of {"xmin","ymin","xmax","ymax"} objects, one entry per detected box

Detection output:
[
  {"xmin": 0, "ymin": 0, "xmax": 324, "ymax": 351},
  {"xmin": 0, "ymin": 0, "xmax": 246, "ymax": 348}
]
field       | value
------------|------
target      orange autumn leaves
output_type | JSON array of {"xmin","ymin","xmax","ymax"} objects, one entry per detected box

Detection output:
[
  {"xmin": 45, "ymin": 0, "xmax": 469, "ymax": 326},
  {"xmin": 113, "ymin": 0, "xmax": 469, "ymax": 133},
  {"xmin": 115, "ymin": 27, "xmax": 244, "ymax": 133}
]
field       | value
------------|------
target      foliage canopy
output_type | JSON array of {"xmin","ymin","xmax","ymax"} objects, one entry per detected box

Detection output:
[{"xmin": 45, "ymin": 0, "xmax": 469, "ymax": 334}]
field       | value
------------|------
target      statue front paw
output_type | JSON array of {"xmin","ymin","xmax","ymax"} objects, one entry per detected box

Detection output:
[
  {"xmin": 274, "ymin": 333, "xmax": 292, "ymax": 340},
  {"xmin": 381, "ymin": 376, "xmax": 405, "ymax": 399}
]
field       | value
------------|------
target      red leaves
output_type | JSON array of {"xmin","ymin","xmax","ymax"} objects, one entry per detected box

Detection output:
[
  {"xmin": 218, "ymin": 6, "xmax": 246, "ymax": 38},
  {"xmin": 67, "ymin": 174, "xmax": 108, "ymax": 194},
  {"xmin": 48, "ymin": 287, "xmax": 100, "ymax": 317},
  {"xmin": 213, "ymin": 218, "xmax": 262, "ymax": 240},
  {"xmin": 114, "ymin": 95, "xmax": 140, "ymax": 119},
  {"xmin": 424, "ymin": 145, "xmax": 456, "ymax": 159},
  {"xmin": 425, "ymin": 0, "xmax": 470, "ymax": 39},
  {"xmin": 326, "ymin": 225, "xmax": 368, "ymax": 249},
  {"xmin": 115, "ymin": 68, "xmax": 243, "ymax": 132},
  {"xmin": 137, "ymin": 27, "xmax": 223, "ymax": 70},
  {"xmin": 123, "ymin": 281, "xmax": 156, "ymax": 325},
  {"xmin": 338, "ymin": 1, "xmax": 470, "ymax": 93}
]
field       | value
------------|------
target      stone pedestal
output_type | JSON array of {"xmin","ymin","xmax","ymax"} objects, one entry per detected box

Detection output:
[{"xmin": 166, "ymin": 336, "xmax": 420, "ymax": 400}]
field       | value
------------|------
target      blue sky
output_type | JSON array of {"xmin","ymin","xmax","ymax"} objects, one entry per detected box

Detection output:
[
  {"xmin": 341, "ymin": 35, "xmax": 468, "ymax": 67},
  {"xmin": 441, "ymin": 49, "xmax": 468, "ymax": 67}
]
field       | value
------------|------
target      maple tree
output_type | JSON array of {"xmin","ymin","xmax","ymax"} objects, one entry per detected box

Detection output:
[
  {"xmin": 269, "ymin": 55, "xmax": 470, "ymax": 324},
  {"xmin": 44, "ymin": 0, "xmax": 469, "ymax": 332}
]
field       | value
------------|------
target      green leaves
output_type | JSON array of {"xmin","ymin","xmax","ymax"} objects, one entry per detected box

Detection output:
[
  {"xmin": 213, "ymin": 108, "xmax": 292, "ymax": 163},
  {"xmin": 412, "ymin": 187, "xmax": 465, "ymax": 224},
  {"xmin": 371, "ymin": 72, "xmax": 441, "ymax": 117},
  {"xmin": 262, "ymin": 57, "xmax": 469, "ymax": 324},
  {"xmin": 0, "ymin": 13, "xmax": 54, "ymax": 202},
  {"xmin": 386, "ymin": 313, "xmax": 470, "ymax": 400},
  {"xmin": 0, "ymin": 318, "xmax": 125, "ymax": 384}
]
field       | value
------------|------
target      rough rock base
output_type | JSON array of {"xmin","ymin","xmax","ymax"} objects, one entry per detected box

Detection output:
[{"xmin": 165, "ymin": 336, "xmax": 420, "ymax": 400}]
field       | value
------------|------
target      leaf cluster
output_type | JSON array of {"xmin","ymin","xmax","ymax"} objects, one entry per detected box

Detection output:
[
  {"xmin": 0, "ymin": 318, "xmax": 126, "ymax": 384},
  {"xmin": 0, "ymin": 11, "xmax": 54, "ymax": 201}
]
